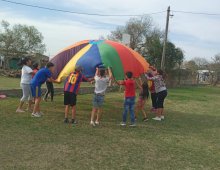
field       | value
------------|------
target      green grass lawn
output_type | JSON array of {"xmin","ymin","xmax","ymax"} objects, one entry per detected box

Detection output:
[
  {"xmin": 0, "ymin": 87, "xmax": 220, "ymax": 170},
  {"xmin": 0, "ymin": 76, "xmax": 93, "ymax": 89}
]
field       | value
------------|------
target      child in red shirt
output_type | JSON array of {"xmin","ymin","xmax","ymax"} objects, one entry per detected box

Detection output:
[
  {"xmin": 118, "ymin": 72, "xmax": 136, "ymax": 127},
  {"xmin": 32, "ymin": 62, "xmax": 40, "ymax": 78}
]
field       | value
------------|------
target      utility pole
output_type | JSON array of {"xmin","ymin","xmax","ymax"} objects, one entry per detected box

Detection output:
[{"xmin": 161, "ymin": 6, "xmax": 171, "ymax": 70}]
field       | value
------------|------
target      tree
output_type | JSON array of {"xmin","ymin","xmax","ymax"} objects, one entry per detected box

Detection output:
[
  {"xmin": 174, "ymin": 47, "xmax": 184, "ymax": 85},
  {"xmin": 211, "ymin": 54, "xmax": 220, "ymax": 85},
  {"xmin": 140, "ymin": 28, "xmax": 164, "ymax": 67},
  {"xmin": 212, "ymin": 53, "xmax": 220, "ymax": 63},
  {"xmin": 107, "ymin": 16, "xmax": 184, "ymax": 71},
  {"xmin": 108, "ymin": 16, "xmax": 153, "ymax": 50},
  {"xmin": 192, "ymin": 57, "xmax": 209, "ymax": 69},
  {"xmin": 164, "ymin": 42, "xmax": 184, "ymax": 71},
  {"xmin": 184, "ymin": 60, "xmax": 199, "ymax": 84},
  {"xmin": 0, "ymin": 20, "xmax": 46, "ymax": 68},
  {"xmin": 0, "ymin": 21, "xmax": 14, "ymax": 63},
  {"xmin": 184, "ymin": 60, "xmax": 199, "ymax": 72}
]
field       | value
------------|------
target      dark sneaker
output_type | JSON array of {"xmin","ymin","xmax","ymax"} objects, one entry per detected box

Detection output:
[
  {"xmin": 143, "ymin": 118, "xmax": 149, "ymax": 122},
  {"xmin": 64, "ymin": 118, "xmax": 69, "ymax": 123},
  {"xmin": 129, "ymin": 124, "xmax": 136, "ymax": 127},
  {"xmin": 135, "ymin": 117, "xmax": 137, "ymax": 121},
  {"xmin": 71, "ymin": 119, "xmax": 77, "ymax": 124}
]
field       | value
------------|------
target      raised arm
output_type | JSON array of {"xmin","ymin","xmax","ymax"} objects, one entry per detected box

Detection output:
[
  {"xmin": 115, "ymin": 80, "xmax": 125, "ymax": 86},
  {"xmin": 145, "ymin": 74, "xmax": 157, "ymax": 81},
  {"xmin": 95, "ymin": 67, "xmax": 99, "ymax": 76},
  {"xmin": 108, "ymin": 67, "xmax": 113, "ymax": 80},
  {"xmin": 88, "ymin": 78, "xmax": 94, "ymax": 82}
]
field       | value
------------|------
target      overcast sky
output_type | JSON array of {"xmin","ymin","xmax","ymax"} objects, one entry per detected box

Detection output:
[{"xmin": 0, "ymin": 0, "xmax": 220, "ymax": 60}]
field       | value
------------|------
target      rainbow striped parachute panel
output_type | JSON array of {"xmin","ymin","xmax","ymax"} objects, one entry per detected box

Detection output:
[{"xmin": 50, "ymin": 40, "xmax": 149, "ymax": 81}]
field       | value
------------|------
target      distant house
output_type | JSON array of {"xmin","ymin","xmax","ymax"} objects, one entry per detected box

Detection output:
[
  {"xmin": 8, "ymin": 58, "xmax": 20, "ymax": 69},
  {"xmin": 197, "ymin": 70, "xmax": 214, "ymax": 83},
  {"xmin": 31, "ymin": 53, "xmax": 49, "ymax": 68},
  {"xmin": 3, "ymin": 53, "xmax": 49, "ymax": 70}
]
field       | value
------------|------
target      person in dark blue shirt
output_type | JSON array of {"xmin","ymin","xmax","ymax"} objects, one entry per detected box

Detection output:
[{"xmin": 31, "ymin": 62, "xmax": 59, "ymax": 117}]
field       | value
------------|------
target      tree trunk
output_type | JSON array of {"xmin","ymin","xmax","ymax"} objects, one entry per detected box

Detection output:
[
  {"xmin": 3, "ymin": 57, "xmax": 9, "ymax": 70},
  {"xmin": 178, "ymin": 64, "xmax": 181, "ymax": 86},
  {"xmin": 213, "ymin": 72, "xmax": 220, "ymax": 86}
]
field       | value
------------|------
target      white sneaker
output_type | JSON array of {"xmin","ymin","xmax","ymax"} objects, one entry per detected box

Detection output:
[
  {"xmin": 129, "ymin": 124, "xmax": 137, "ymax": 127},
  {"xmin": 31, "ymin": 113, "xmax": 41, "ymax": 118},
  {"xmin": 16, "ymin": 109, "xmax": 25, "ymax": 113},
  {"xmin": 152, "ymin": 117, "xmax": 161, "ymax": 121},
  {"xmin": 161, "ymin": 116, "xmax": 165, "ymax": 120},
  {"xmin": 90, "ymin": 121, "xmax": 96, "ymax": 127},
  {"xmin": 37, "ymin": 112, "xmax": 44, "ymax": 116},
  {"xmin": 95, "ymin": 121, "xmax": 100, "ymax": 125},
  {"xmin": 120, "ymin": 122, "xmax": 126, "ymax": 126}
]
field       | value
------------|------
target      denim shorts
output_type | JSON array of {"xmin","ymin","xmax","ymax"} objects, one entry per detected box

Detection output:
[{"xmin": 93, "ymin": 94, "xmax": 105, "ymax": 108}]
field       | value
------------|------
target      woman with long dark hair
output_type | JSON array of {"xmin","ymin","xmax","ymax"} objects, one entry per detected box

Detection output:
[{"xmin": 16, "ymin": 57, "xmax": 33, "ymax": 112}]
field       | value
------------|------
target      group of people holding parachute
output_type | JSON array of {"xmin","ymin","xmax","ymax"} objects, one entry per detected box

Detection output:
[{"xmin": 16, "ymin": 40, "xmax": 167, "ymax": 127}]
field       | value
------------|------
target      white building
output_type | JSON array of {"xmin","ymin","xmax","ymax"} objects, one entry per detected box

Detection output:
[{"xmin": 197, "ymin": 70, "xmax": 214, "ymax": 83}]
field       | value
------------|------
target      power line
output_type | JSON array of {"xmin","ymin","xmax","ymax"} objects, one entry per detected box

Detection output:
[
  {"xmin": 0, "ymin": 0, "xmax": 166, "ymax": 17},
  {"xmin": 172, "ymin": 10, "xmax": 220, "ymax": 16},
  {"xmin": 1, "ymin": 0, "xmax": 220, "ymax": 17}
]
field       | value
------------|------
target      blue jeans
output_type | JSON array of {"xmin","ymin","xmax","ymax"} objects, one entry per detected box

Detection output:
[
  {"xmin": 123, "ymin": 97, "xmax": 135, "ymax": 124},
  {"xmin": 93, "ymin": 94, "xmax": 105, "ymax": 108}
]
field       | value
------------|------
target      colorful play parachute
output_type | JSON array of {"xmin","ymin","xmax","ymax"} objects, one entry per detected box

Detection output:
[{"xmin": 50, "ymin": 40, "xmax": 149, "ymax": 81}]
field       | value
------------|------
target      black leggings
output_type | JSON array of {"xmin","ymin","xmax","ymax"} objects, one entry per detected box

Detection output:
[
  {"xmin": 151, "ymin": 92, "xmax": 157, "ymax": 108},
  {"xmin": 156, "ymin": 90, "xmax": 167, "ymax": 109},
  {"xmin": 44, "ymin": 82, "xmax": 54, "ymax": 101}
]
